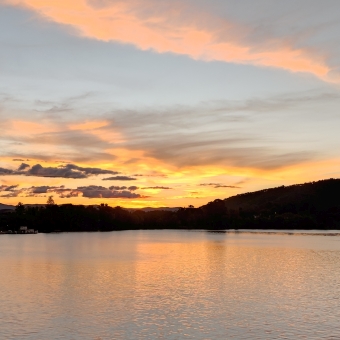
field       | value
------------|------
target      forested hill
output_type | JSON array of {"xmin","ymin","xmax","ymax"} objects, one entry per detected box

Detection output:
[
  {"xmin": 220, "ymin": 178, "xmax": 340, "ymax": 212},
  {"xmin": 1, "ymin": 178, "xmax": 340, "ymax": 232},
  {"xmin": 197, "ymin": 178, "xmax": 340, "ymax": 229}
]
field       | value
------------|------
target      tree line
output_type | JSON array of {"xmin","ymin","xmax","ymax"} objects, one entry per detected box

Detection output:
[{"xmin": 1, "ymin": 178, "xmax": 340, "ymax": 232}]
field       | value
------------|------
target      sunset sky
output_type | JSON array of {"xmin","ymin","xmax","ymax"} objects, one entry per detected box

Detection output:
[{"xmin": 1, "ymin": 0, "xmax": 340, "ymax": 208}]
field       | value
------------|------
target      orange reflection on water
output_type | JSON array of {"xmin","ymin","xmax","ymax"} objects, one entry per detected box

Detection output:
[{"xmin": 1, "ymin": 231, "xmax": 340, "ymax": 338}]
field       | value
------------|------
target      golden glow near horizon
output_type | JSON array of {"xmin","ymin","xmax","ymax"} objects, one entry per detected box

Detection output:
[
  {"xmin": 1, "ymin": 156, "xmax": 339, "ymax": 208},
  {"xmin": 1, "ymin": 0, "xmax": 340, "ymax": 207}
]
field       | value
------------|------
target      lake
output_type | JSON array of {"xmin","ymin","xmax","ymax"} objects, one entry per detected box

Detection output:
[{"xmin": 1, "ymin": 230, "xmax": 340, "ymax": 339}]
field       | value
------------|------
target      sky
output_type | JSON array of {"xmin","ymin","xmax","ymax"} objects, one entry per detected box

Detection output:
[{"xmin": 1, "ymin": 0, "xmax": 340, "ymax": 208}]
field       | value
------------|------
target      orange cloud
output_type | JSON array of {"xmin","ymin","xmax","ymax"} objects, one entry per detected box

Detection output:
[
  {"xmin": 5, "ymin": 0, "xmax": 330, "ymax": 79},
  {"xmin": 69, "ymin": 120, "xmax": 126, "ymax": 144},
  {"xmin": 11, "ymin": 120, "xmax": 58, "ymax": 135}
]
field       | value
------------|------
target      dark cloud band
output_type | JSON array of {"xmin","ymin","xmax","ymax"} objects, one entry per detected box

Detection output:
[
  {"xmin": 0, "ymin": 184, "xmax": 144, "ymax": 199},
  {"xmin": 0, "ymin": 163, "xmax": 121, "ymax": 179},
  {"xmin": 102, "ymin": 176, "xmax": 137, "ymax": 181}
]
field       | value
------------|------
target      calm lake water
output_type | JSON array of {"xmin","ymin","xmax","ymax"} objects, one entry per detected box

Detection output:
[{"xmin": 1, "ymin": 230, "xmax": 340, "ymax": 339}]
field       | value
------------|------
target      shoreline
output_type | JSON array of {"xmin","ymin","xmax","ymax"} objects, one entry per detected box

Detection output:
[{"xmin": 2, "ymin": 228, "xmax": 340, "ymax": 236}]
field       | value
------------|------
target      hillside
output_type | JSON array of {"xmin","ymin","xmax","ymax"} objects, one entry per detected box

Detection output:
[
  {"xmin": 199, "ymin": 178, "xmax": 340, "ymax": 229},
  {"xmin": 0, "ymin": 203, "xmax": 15, "ymax": 211},
  {"xmin": 221, "ymin": 178, "xmax": 340, "ymax": 212}
]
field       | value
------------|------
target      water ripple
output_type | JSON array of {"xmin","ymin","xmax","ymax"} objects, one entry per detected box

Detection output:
[{"xmin": 0, "ymin": 230, "xmax": 340, "ymax": 339}]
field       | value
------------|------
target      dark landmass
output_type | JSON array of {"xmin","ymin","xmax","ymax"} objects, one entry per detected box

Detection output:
[
  {"xmin": 0, "ymin": 203, "xmax": 15, "ymax": 211},
  {"xmin": 1, "ymin": 178, "xmax": 340, "ymax": 233},
  {"xmin": 133, "ymin": 207, "xmax": 180, "ymax": 212}
]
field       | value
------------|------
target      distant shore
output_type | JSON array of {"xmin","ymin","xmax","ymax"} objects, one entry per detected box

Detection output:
[
  {"xmin": 2, "ymin": 179, "xmax": 340, "ymax": 233},
  {"xmin": 2, "ymin": 228, "xmax": 340, "ymax": 236}
]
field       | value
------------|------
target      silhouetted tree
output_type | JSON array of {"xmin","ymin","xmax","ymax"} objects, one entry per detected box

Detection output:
[{"xmin": 47, "ymin": 196, "xmax": 55, "ymax": 205}]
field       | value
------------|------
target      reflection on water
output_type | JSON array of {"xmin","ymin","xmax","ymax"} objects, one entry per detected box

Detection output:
[{"xmin": 1, "ymin": 230, "xmax": 340, "ymax": 339}]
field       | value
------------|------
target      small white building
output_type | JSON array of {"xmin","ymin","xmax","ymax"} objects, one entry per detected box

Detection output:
[
  {"xmin": 19, "ymin": 226, "xmax": 28, "ymax": 234},
  {"xmin": 18, "ymin": 226, "xmax": 38, "ymax": 234}
]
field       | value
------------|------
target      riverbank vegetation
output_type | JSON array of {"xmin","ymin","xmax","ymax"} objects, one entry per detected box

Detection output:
[{"xmin": 1, "ymin": 178, "xmax": 340, "ymax": 232}]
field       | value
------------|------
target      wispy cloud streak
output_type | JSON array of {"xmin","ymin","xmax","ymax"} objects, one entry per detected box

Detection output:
[
  {"xmin": 4, "ymin": 0, "xmax": 332, "ymax": 80},
  {"xmin": 200, "ymin": 183, "xmax": 240, "ymax": 189},
  {"xmin": 103, "ymin": 176, "xmax": 137, "ymax": 181}
]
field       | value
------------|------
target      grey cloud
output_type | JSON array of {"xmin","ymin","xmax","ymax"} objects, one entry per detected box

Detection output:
[
  {"xmin": 0, "ymin": 185, "xmax": 19, "ymax": 192},
  {"xmin": 1, "ymin": 190, "xmax": 24, "ymax": 198},
  {"xmin": 65, "ymin": 164, "xmax": 119, "ymax": 176},
  {"xmin": 59, "ymin": 191, "xmax": 81, "ymax": 199},
  {"xmin": 34, "ymin": 93, "xmax": 95, "ymax": 114},
  {"xmin": 140, "ymin": 140, "xmax": 316, "ymax": 170},
  {"xmin": 65, "ymin": 152, "xmax": 117, "ymax": 163},
  {"xmin": 8, "ymin": 151, "xmax": 115, "ymax": 164},
  {"xmin": 200, "ymin": 183, "xmax": 240, "ymax": 188},
  {"xmin": 28, "ymin": 130, "xmax": 110, "ymax": 150},
  {"xmin": 134, "ymin": 173, "xmax": 168, "ymax": 178},
  {"xmin": 1, "ymin": 115, "xmax": 118, "ymax": 163},
  {"xmin": 54, "ymin": 184, "xmax": 142, "ymax": 199},
  {"xmin": 35, "ymin": 103, "xmax": 72, "ymax": 114},
  {"xmin": 235, "ymin": 179, "xmax": 249, "ymax": 186},
  {"xmin": 201, "ymin": 0, "xmax": 340, "ymax": 72},
  {"xmin": 27, "ymin": 164, "xmax": 87, "ymax": 178},
  {"xmin": 0, "ymin": 184, "xmax": 144, "ymax": 200},
  {"xmin": 200, "ymin": 183, "xmax": 220, "ymax": 186},
  {"xmin": 244, "ymin": 151, "xmax": 316, "ymax": 170},
  {"xmin": 142, "ymin": 186, "xmax": 172, "ymax": 190},
  {"xmin": 77, "ymin": 185, "xmax": 141, "ymax": 199},
  {"xmin": 0, "ymin": 167, "xmax": 14, "ymax": 175},
  {"xmin": 5, "ymin": 185, "xmax": 19, "ymax": 191},
  {"xmin": 0, "ymin": 163, "xmax": 119, "ymax": 179},
  {"xmin": 36, "ymin": 186, "xmax": 81, "ymax": 198},
  {"xmin": 107, "ymin": 186, "xmax": 139, "ymax": 191},
  {"xmin": 31, "ymin": 186, "xmax": 58, "ymax": 194},
  {"xmin": 215, "ymin": 185, "xmax": 240, "ymax": 189},
  {"xmin": 109, "ymin": 186, "xmax": 127, "ymax": 190},
  {"xmin": 103, "ymin": 176, "xmax": 137, "ymax": 181},
  {"xmin": 2, "ymin": 0, "xmax": 340, "ymax": 176},
  {"xmin": 18, "ymin": 163, "xmax": 30, "ymax": 171},
  {"xmin": 2, "ymin": 90, "xmax": 337, "ymax": 171},
  {"xmin": 51, "ymin": 187, "xmax": 80, "ymax": 198},
  {"xmin": 210, "ymin": 92, "xmax": 340, "ymax": 115},
  {"xmin": 0, "ymin": 185, "xmax": 79, "ymax": 198},
  {"xmin": 0, "ymin": 184, "xmax": 27, "ymax": 197},
  {"xmin": 101, "ymin": 91, "xmax": 335, "ymax": 169},
  {"xmin": 26, "ymin": 163, "xmax": 118, "ymax": 179}
]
